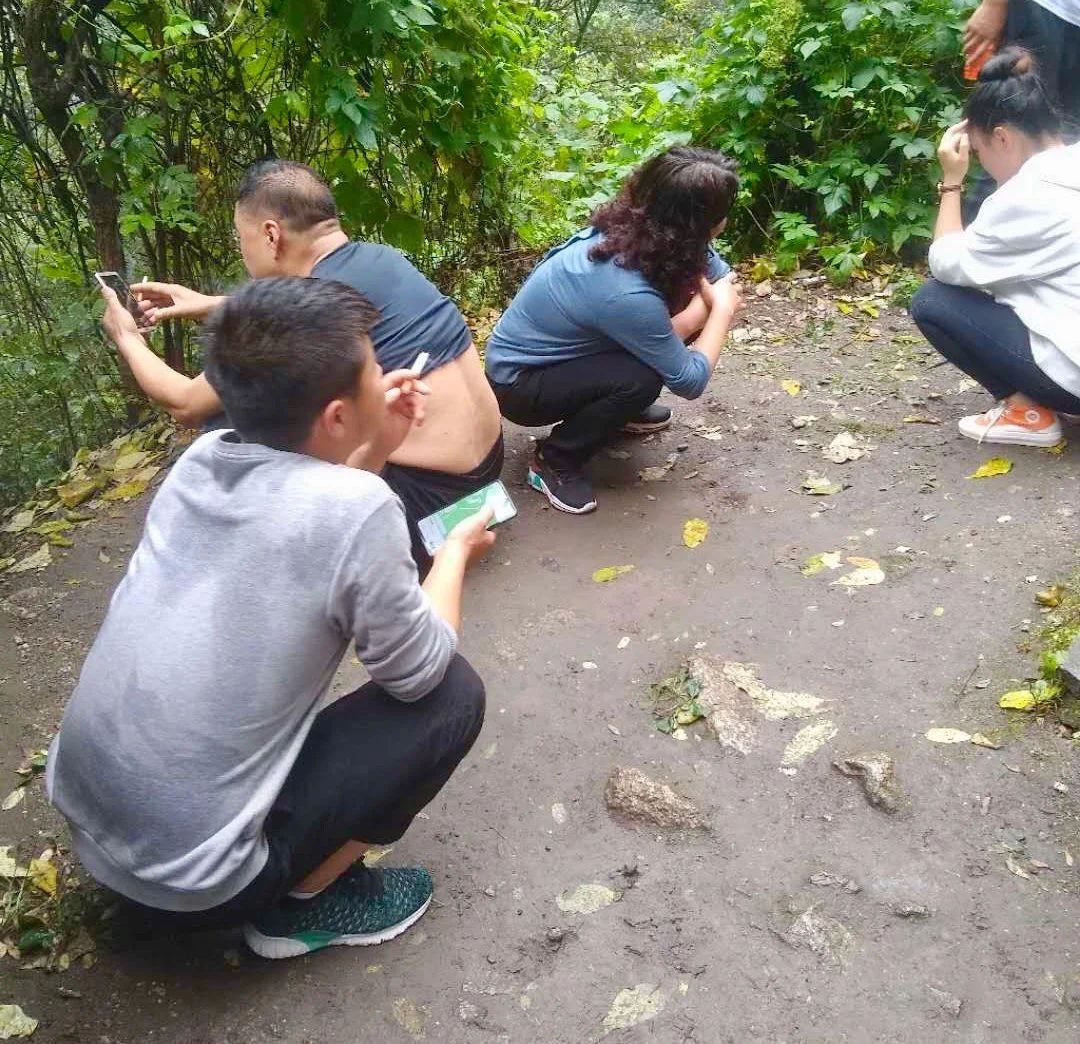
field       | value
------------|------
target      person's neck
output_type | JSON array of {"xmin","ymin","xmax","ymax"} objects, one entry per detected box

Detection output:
[
  {"xmin": 1020, "ymin": 134, "xmax": 1065, "ymax": 165},
  {"xmin": 298, "ymin": 226, "xmax": 350, "ymax": 276}
]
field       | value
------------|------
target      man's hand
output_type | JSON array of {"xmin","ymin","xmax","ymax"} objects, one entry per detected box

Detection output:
[
  {"xmin": 964, "ymin": 0, "xmax": 1006, "ymax": 62},
  {"xmin": 134, "ymin": 280, "xmax": 224, "ymax": 324},
  {"xmin": 938, "ymin": 121, "xmax": 972, "ymax": 183},
  {"xmin": 100, "ymin": 286, "xmax": 142, "ymax": 346},
  {"xmin": 440, "ymin": 507, "xmax": 496, "ymax": 567},
  {"xmin": 346, "ymin": 369, "xmax": 430, "ymax": 471}
]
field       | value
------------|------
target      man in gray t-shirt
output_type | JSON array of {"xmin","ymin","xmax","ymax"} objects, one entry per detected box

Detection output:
[{"xmin": 48, "ymin": 276, "xmax": 495, "ymax": 960}]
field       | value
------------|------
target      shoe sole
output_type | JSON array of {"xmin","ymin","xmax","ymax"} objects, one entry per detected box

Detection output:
[
  {"xmin": 243, "ymin": 895, "xmax": 432, "ymax": 960},
  {"xmin": 957, "ymin": 421, "xmax": 1063, "ymax": 447},
  {"xmin": 620, "ymin": 418, "xmax": 672, "ymax": 435},
  {"xmin": 527, "ymin": 469, "xmax": 597, "ymax": 514}
]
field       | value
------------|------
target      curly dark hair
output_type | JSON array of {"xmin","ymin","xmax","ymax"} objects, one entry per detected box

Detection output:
[{"xmin": 589, "ymin": 146, "xmax": 739, "ymax": 312}]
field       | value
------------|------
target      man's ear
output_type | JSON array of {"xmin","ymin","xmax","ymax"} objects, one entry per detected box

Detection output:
[
  {"xmin": 263, "ymin": 219, "xmax": 284, "ymax": 257},
  {"xmin": 316, "ymin": 397, "xmax": 348, "ymax": 441}
]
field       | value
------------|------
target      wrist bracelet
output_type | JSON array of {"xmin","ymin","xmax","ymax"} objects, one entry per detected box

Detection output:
[{"xmin": 937, "ymin": 182, "xmax": 963, "ymax": 195}]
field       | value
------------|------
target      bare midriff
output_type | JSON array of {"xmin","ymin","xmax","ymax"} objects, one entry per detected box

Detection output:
[{"xmin": 386, "ymin": 343, "xmax": 503, "ymax": 473}]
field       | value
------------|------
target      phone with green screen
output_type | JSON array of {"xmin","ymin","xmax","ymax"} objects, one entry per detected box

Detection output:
[{"xmin": 417, "ymin": 480, "xmax": 517, "ymax": 557}]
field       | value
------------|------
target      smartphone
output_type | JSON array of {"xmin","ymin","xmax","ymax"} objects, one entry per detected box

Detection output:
[
  {"xmin": 95, "ymin": 271, "xmax": 151, "ymax": 331},
  {"xmin": 417, "ymin": 480, "xmax": 517, "ymax": 557}
]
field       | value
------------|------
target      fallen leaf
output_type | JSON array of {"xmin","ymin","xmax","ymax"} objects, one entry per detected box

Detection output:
[
  {"xmin": 616, "ymin": 636, "xmax": 630, "ymax": 650},
  {"xmin": 682, "ymin": 518, "xmax": 709, "ymax": 549},
  {"xmin": 47, "ymin": 535, "xmax": 73, "ymax": 548},
  {"xmin": 110, "ymin": 450, "xmax": 150, "ymax": 472},
  {"xmin": 2, "ymin": 511, "xmax": 35, "ymax": 534},
  {"xmin": 801, "ymin": 551, "xmax": 842, "ymax": 576},
  {"xmin": 0, "ymin": 1005, "xmax": 37, "ymax": 1039},
  {"xmin": 602, "ymin": 984, "xmax": 665, "ymax": 1031},
  {"xmin": 968, "ymin": 457, "xmax": 1013, "ymax": 479},
  {"xmin": 802, "ymin": 472, "xmax": 842, "ymax": 496},
  {"xmin": 1006, "ymin": 856, "xmax": 1033, "ymax": 881},
  {"xmin": 780, "ymin": 379, "xmax": 803, "ymax": 397},
  {"xmin": 56, "ymin": 476, "xmax": 102, "ymax": 509},
  {"xmin": 97, "ymin": 550, "xmax": 111, "ymax": 564},
  {"xmin": 926, "ymin": 727, "xmax": 971, "ymax": 744},
  {"xmin": 902, "ymin": 415, "xmax": 941, "ymax": 425},
  {"xmin": 999, "ymin": 690, "xmax": 1038, "ymax": 711},
  {"xmin": 970, "ymin": 733, "xmax": 1001, "ymax": 750},
  {"xmin": 31, "ymin": 519, "xmax": 73, "ymax": 536},
  {"xmin": 1030, "ymin": 859, "xmax": 1053, "ymax": 871},
  {"xmin": 2, "ymin": 788, "xmax": 26, "ymax": 811},
  {"xmin": 9, "ymin": 545, "xmax": 51, "ymax": 574},
  {"xmin": 754, "ymin": 279, "xmax": 773, "ymax": 297},
  {"xmin": 1066, "ymin": 848, "xmax": 1074, "ymax": 868},
  {"xmin": 593, "ymin": 565, "xmax": 634, "ymax": 584},
  {"xmin": 391, "ymin": 997, "xmax": 427, "ymax": 1038},
  {"xmin": 130, "ymin": 465, "xmax": 161, "ymax": 484},
  {"xmin": 28, "ymin": 856, "xmax": 56, "ymax": 897},
  {"xmin": 832, "ymin": 557, "xmax": 884, "ymax": 587},
  {"xmin": 1045, "ymin": 439, "xmax": 1068, "ymax": 457},
  {"xmin": 791, "ymin": 415, "xmax": 818, "ymax": 429},
  {"xmin": 781, "ymin": 720, "xmax": 839, "ymax": 767},
  {"xmin": 103, "ymin": 479, "xmax": 148, "ymax": 502},
  {"xmin": 555, "ymin": 883, "xmax": 621, "ymax": 914},
  {"xmin": 823, "ymin": 432, "xmax": 865, "ymax": 464},
  {"xmin": 363, "ymin": 846, "xmax": 393, "ymax": 866},
  {"xmin": 932, "ymin": 607, "xmax": 945, "ymax": 617},
  {"xmin": 1035, "ymin": 586, "xmax": 1064, "ymax": 608}
]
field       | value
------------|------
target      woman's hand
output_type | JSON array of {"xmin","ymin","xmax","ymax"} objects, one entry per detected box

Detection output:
[
  {"xmin": 937, "ymin": 121, "xmax": 971, "ymax": 184},
  {"xmin": 134, "ymin": 281, "xmax": 224, "ymax": 324},
  {"xmin": 100, "ymin": 287, "xmax": 142, "ymax": 346},
  {"xmin": 709, "ymin": 273, "xmax": 744, "ymax": 317},
  {"xmin": 964, "ymin": 0, "xmax": 1006, "ymax": 62}
]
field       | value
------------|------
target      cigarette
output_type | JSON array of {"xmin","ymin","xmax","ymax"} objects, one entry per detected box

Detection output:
[{"xmin": 410, "ymin": 351, "xmax": 429, "ymax": 376}]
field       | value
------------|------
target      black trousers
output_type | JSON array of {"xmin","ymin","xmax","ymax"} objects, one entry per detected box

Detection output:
[
  {"xmin": 910, "ymin": 279, "xmax": 1080, "ymax": 411},
  {"xmin": 119, "ymin": 655, "xmax": 486, "ymax": 932},
  {"xmin": 383, "ymin": 436, "xmax": 504, "ymax": 576},
  {"xmin": 965, "ymin": 0, "xmax": 1080, "ymax": 219},
  {"xmin": 490, "ymin": 351, "xmax": 663, "ymax": 469}
]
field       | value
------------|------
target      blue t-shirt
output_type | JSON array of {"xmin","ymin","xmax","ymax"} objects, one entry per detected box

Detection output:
[
  {"xmin": 312, "ymin": 242, "xmax": 472, "ymax": 376},
  {"xmin": 485, "ymin": 227, "xmax": 730, "ymax": 399}
]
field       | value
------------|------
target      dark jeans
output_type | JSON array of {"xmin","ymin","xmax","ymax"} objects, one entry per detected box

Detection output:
[
  {"xmin": 118, "ymin": 655, "xmax": 486, "ymax": 933},
  {"xmin": 965, "ymin": 0, "xmax": 1080, "ymax": 220},
  {"xmin": 490, "ymin": 351, "xmax": 663, "ymax": 469},
  {"xmin": 383, "ymin": 436, "xmax": 504, "ymax": 577},
  {"xmin": 910, "ymin": 279, "xmax": 1080, "ymax": 412}
]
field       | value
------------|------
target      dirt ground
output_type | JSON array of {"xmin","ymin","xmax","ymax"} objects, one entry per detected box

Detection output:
[{"xmin": 2, "ymin": 277, "xmax": 1080, "ymax": 1043}]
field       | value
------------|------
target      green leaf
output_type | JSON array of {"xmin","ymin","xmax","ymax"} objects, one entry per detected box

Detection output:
[{"xmin": 841, "ymin": 4, "xmax": 867, "ymax": 31}]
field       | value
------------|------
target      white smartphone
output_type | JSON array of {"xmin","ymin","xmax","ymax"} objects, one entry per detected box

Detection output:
[{"xmin": 417, "ymin": 480, "xmax": 517, "ymax": 557}]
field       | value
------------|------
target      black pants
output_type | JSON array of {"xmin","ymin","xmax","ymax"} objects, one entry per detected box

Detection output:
[
  {"xmin": 383, "ymin": 436, "xmax": 504, "ymax": 576},
  {"xmin": 490, "ymin": 351, "xmax": 663, "ymax": 470},
  {"xmin": 965, "ymin": 0, "xmax": 1080, "ymax": 219},
  {"xmin": 120, "ymin": 655, "xmax": 486, "ymax": 933},
  {"xmin": 910, "ymin": 279, "xmax": 1080, "ymax": 411}
]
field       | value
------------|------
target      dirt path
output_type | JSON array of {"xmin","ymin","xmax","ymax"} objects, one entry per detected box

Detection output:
[{"xmin": 2, "ymin": 278, "xmax": 1079, "ymax": 1043}]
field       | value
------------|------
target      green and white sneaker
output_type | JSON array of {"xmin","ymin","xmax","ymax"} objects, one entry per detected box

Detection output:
[{"xmin": 244, "ymin": 866, "xmax": 433, "ymax": 960}]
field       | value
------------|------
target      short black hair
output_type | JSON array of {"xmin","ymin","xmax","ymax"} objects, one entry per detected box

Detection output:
[
  {"xmin": 965, "ymin": 46, "xmax": 1062, "ymax": 139},
  {"xmin": 235, "ymin": 160, "xmax": 338, "ymax": 232},
  {"xmin": 204, "ymin": 278, "xmax": 380, "ymax": 450}
]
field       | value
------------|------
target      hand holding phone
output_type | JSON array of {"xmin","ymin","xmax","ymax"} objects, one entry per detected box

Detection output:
[
  {"xmin": 418, "ymin": 481, "xmax": 517, "ymax": 557},
  {"xmin": 95, "ymin": 271, "xmax": 151, "ymax": 332}
]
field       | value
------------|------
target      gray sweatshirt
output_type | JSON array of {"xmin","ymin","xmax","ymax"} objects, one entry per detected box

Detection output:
[{"xmin": 46, "ymin": 432, "xmax": 457, "ymax": 912}]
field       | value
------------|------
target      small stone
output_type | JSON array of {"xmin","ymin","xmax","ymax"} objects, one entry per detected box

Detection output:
[
  {"xmin": 604, "ymin": 766, "xmax": 704, "ymax": 829},
  {"xmin": 458, "ymin": 1001, "xmax": 487, "ymax": 1025},
  {"xmin": 926, "ymin": 985, "xmax": 963, "ymax": 1018},
  {"xmin": 483, "ymin": 886, "xmax": 496, "ymax": 898},
  {"xmin": 893, "ymin": 901, "xmax": 931, "ymax": 919},
  {"xmin": 834, "ymin": 752, "xmax": 903, "ymax": 813},
  {"xmin": 1053, "ymin": 781, "xmax": 1069, "ymax": 794}
]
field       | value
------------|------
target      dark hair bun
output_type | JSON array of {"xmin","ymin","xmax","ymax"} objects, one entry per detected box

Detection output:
[{"xmin": 979, "ymin": 45, "xmax": 1036, "ymax": 82}]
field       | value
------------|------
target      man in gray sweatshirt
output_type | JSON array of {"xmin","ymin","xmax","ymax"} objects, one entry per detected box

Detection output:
[{"xmin": 46, "ymin": 276, "xmax": 495, "ymax": 959}]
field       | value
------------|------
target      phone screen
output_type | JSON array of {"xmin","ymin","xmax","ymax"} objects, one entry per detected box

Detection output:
[
  {"xmin": 95, "ymin": 271, "xmax": 150, "ymax": 330},
  {"xmin": 417, "ymin": 481, "xmax": 517, "ymax": 556}
]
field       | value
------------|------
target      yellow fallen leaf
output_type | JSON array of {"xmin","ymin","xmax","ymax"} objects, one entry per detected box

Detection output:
[
  {"xmin": 0, "ymin": 1005, "xmax": 37, "ymax": 1039},
  {"xmin": 2, "ymin": 510, "xmax": 35, "ymax": 534},
  {"xmin": 902, "ymin": 415, "xmax": 941, "ymax": 425},
  {"xmin": 801, "ymin": 551, "xmax": 842, "ymax": 577},
  {"xmin": 780, "ymin": 379, "xmax": 803, "ymax": 397},
  {"xmin": 56, "ymin": 475, "xmax": 102, "ymax": 509},
  {"xmin": 999, "ymin": 689, "xmax": 1036, "ymax": 711},
  {"xmin": 103, "ymin": 479, "xmax": 148, "ymax": 502},
  {"xmin": 2, "ymin": 787, "xmax": 26, "ymax": 811},
  {"xmin": 111, "ymin": 450, "xmax": 150, "ymax": 472},
  {"xmin": 832, "ymin": 557, "xmax": 885, "ymax": 587},
  {"xmin": 1035, "ymin": 586, "xmax": 1064, "ymax": 608},
  {"xmin": 968, "ymin": 457, "xmax": 1013, "ymax": 479},
  {"xmin": 28, "ymin": 856, "xmax": 56, "ymax": 896},
  {"xmin": 592, "ymin": 565, "xmax": 635, "ymax": 583},
  {"xmin": 926, "ymin": 727, "xmax": 972, "ymax": 744},
  {"xmin": 836, "ymin": 301, "xmax": 854, "ymax": 315},
  {"xmin": 9, "ymin": 545, "xmax": 51, "ymax": 574},
  {"xmin": 682, "ymin": 518, "xmax": 709, "ymax": 549},
  {"xmin": 970, "ymin": 733, "xmax": 1002, "ymax": 750},
  {"xmin": 1044, "ymin": 439, "xmax": 1068, "ymax": 457}
]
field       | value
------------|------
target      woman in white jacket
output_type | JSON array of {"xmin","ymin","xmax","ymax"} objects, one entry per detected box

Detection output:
[{"xmin": 911, "ymin": 47, "xmax": 1080, "ymax": 447}]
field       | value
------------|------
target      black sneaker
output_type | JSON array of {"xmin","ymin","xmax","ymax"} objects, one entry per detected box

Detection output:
[
  {"xmin": 527, "ymin": 452, "xmax": 597, "ymax": 514},
  {"xmin": 620, "ymin": 403, "xmax": 672, "ymax": 435}
]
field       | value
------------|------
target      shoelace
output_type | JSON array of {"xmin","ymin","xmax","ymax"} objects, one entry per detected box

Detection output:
[{"xmin": 976, "ymin": 401, "xmax": 1007, "ymax": 445}]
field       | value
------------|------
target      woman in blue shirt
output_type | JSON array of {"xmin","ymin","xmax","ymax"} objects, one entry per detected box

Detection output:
[{"xmin": 485, "ymin": 146, "xmax": 744, "ymax": 514}]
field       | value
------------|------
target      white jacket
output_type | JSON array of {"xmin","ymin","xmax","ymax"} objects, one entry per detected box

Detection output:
[{"xmin": 929, "ymin": 142, "xmax": 1080, "ymax": 398}]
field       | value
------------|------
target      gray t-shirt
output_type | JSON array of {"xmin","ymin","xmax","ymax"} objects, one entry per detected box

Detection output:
[
  {"xmin": 485, "ymin": 226, "xmax": 730, "ymax": 397},
  {"xmin": 46, "ymin": 432, "xmax": 457, "ymax": 912}
]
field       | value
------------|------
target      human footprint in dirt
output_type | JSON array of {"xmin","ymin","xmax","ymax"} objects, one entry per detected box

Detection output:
[
  {"xmin": 910, "ymin": 48, "xmax": 1080, "ymax": 447},
  {"xmin": 485, "ymin": 146, "xmax": 744, "ymax": 514},
  {"xmin": 48, "ymin": 277, "xmax": 494, "ymax": 960}
]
